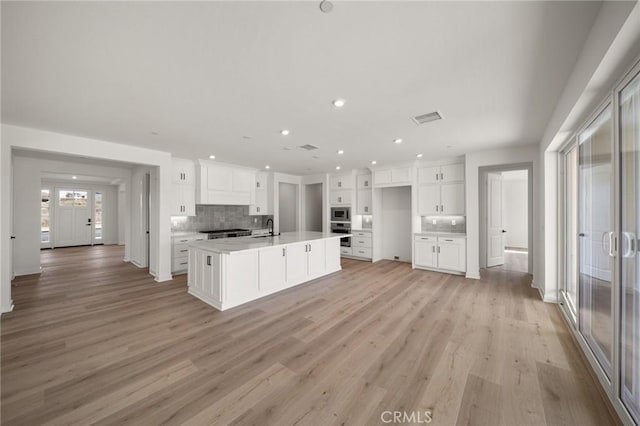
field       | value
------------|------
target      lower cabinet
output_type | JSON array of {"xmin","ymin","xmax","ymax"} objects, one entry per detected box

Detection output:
[
  {"xmin": 259, "ymin": 246, "xmax": 286, "ymax": 291},
  {"xmin": 414, "ymin": 235, "xmax": 466, "ymax": 273},
  {"xmin": 285, "ymin": 242, "xmax": 309, "ymax": 285}
]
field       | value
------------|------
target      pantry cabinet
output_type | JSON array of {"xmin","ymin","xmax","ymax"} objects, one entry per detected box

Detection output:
[{"xmin": 171, "ymin": 158, "xmax": 196, "ymax": 216}]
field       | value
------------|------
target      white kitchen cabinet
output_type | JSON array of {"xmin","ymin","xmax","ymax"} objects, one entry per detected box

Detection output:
[
  {"xmin": 418, "ymin": 184, "xmax": 441, "ymax": 215},
  {"xmin": 347, "ymin": 229, "xmax": 372, "ymax": 260},
  {"xmin": 190, "ymin": 249, "xmax": 221, "ymax": 302},
  {"xmin": 172, "ymin": 158, "xmax": 195, "ymax": 185},
  {"xmin": 307, "ymin": 239, "xmax": 326, "ymax": 277},
  {"xmin": 440, "ymin": 183, "xmax": 465, "ymax": 214},
  {"xmin": 330, "ymin": 190, "xmax": 352, "ymax": 206},
  {"xmin": 437, "ymin": 238, "xmax": 466, "ymax": 271},
  {"xmin": 373, "ymin": 167, "xmax": 412, "ymax": 187},
  {"xmin": 173, "ymin": 233, "xmax": 206, "ymax": 274},
  {"xmin": 413, "ymin": 234, "xmax": 466, "ymax": 273},
  {"xmin": 418, "ymin": 166, "xmax": 440, "ymax": 184},
  {"xmin": 225, "ymin": 251, "xmax": 259, "ymax": 304},
  {"xmin": 250, "ymin": 171, "xmax": 273, "ymax": 215},
  {"xmin": 259, "ymin": 246, "xmax": 286, "ymax": 291},
  {"xmin": 414, "ymin": 236, "xmax": 438, "ymax": 268},
  {"xmin": 331, "ymin": 175, "xmax": 354, "ymax": 190},
  {"xmin": 326, "ymin": 238, "xmax": 341, "ymax": 272},
  {"xmin": 197, "ymin": 162, "xmax": 255, "ymax": 205},
  {"xmin": 357, "ymin": 174, "xmax": 372, "ymax": 189},
  {"xmin": 357, "ymin": 189, "xmax": 372, "ymax": 214},
  {"xmin": 440, "ymin": 164, "xmax": 465, "ymax": 182},
  {"xmin": 286, "ymin": 242, "xmax": 308, "ymax": 285},
  {"xmin": 418, "ymin": 182, "xmax": 464, "ymax": 215}
]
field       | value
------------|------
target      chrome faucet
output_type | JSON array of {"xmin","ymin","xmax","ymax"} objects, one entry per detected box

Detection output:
[{"xmin": 266, "ymin": 218, "xmax": 274, "ymax": 236}]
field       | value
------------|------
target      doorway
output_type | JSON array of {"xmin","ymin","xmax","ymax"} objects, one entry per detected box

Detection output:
[
  {"xmin": 380, "ymin": 186, "xmax": 412, "ymax": 262},
  {"xmin": 304, "ymin": 183, "xmax": 323, "ymax": 232},
  {"xmin": 279, "ymin": 182, "xmax": 299, "ymax": 232},
  {"xmin": 480, "ymin": 164, "xmax": 533, "ymax": 274}
]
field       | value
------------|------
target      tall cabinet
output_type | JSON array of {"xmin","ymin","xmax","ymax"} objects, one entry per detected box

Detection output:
[
  {"xmin": 171, "ymin": 158, "xmax": 196, "ymax": 216},
  {"xmin": 417, "ymin": 164, "xmax": 465, "ymax": 215}
]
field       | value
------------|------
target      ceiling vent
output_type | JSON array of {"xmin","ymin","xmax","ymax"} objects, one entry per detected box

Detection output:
[
  {"xmin": 299, "ymin": 144, "xmax": 319, "ymax": 151},
  {"xmin": 411, "ymin": 111, "xmax": 443, "ymax": 126}
]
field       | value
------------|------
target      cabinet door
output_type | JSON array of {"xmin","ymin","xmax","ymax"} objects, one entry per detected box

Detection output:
[
  {"xmin": 171, "ymin": 184, "xmax": 184, "ymax": 216},
  {"xmin": 357, "ymin": 189, "xmax": 372, "ymax": 214},
  {"xmin": 357, "ymin": 174, "xmax": 372, "ymax": 189},
  {"xmin": 415, "ymin": 239, "xmax": 438, "ymax": 268},
  {"xmin": 172, "ymin": 161, "xmax": 185, "ymax": 184},
  {"xmin": 418, "ymin": 167, "xmax": 440, "ymax": 184},
  {"xmin": 207, "ymin": 165, "xmax": 232, "ymax": 192},
  {"xmin": 325, "ymin": 238, "xmax": 341, "ymax": 272},
  {"xmin": 259, "ymin": 246, "xmax": 286, "ymax": 291},
  {"xmin": 250, "ymin": 190, "xmax": 268, "ymax": 215},
  {"xmin": 374, "ymin": 170, "xmax": 392, "ymax": 186},
  {"xmin": 440, "ymin": 164, "xmax": 464, "ymax": 183},
  {"xmin": 392, "ymin": 167, "xmax": 411, "ymax": 183},
  {"xmin": 182, "ymin": 185, "xmax": 195, "ymax": 216},
  {"xmin": 437, "ymin": 241, "xmax": 466, "ymax": 272},
  {"xmin": 418, "ymin": 185, "xmax": 441, "ymax": 215},
  {"xmin": 307, "ymin": 240, "xmax": 326, "ymax": 277},
  {"xmin": 255, "ymin": 172, "xmax": 268, "ymax": 190},
  {"xmin": 232, "ymin": 169, "xmax": 253, "ymax": 193},
  {"xmin": 285, "ymin": 242, "xmax": 308, "ymax": 285},
  {"xmin": 330, "ymin": 190, "xmax": 350, "ymax": 205},
  {"xmin": 226, "ymin": 251, "xmax": 259, "ymax": 303},
  {"xmin": 441, "ymin": 183, "xmax": 465, "ymax": 214},
  {"xmin": 200, "ymin": 251, "xmax": 222, "ymax": 301}
]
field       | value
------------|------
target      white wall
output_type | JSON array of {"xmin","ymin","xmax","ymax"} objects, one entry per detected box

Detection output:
[
  {"xmin": 304, "ymin": 183, "xmax": 323, "ymax": 232},
  {"xmin": 465, "ymin": 144, "xmax": 540, "ymax": 281},
  {"xmin": 1, "ymin": 124, "xmax": 174, "ymax": 314},
  {"xmin": 502, "ymin": 171, "xmax": 528, "ymax": 249},
  {"xmin": 278, "ymin": 182, "xmax": 298, "ymax": 233},
  {"xmin": 380, "ymin": 186, "xmax": 412, "ymax": 262}
]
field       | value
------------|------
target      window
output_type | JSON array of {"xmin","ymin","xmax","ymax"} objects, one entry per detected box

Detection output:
[
  {"xmin": 94, "ymin": 192, "xmax": 103, "ymax": 241},
  {"xmin": 59, "ymin": 190, "xmax": 88, "ymax": 208},
  {"xmin": 41, "ymin": 189, "xmax": 50, "ymax": 244}
]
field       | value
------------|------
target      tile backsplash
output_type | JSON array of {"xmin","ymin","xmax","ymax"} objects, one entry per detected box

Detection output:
[
  {"xmin": 171, "ymin": 205, "xmax": 273, "ymax": 232},
  {"xmin": 421, "ymin": 216, "xmax": 466, "ymax": 234}
]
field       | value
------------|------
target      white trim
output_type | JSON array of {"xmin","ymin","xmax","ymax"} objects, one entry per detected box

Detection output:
[
  {"xmin": 465, "ymin": 271, "xmax": 480, "ymax": 280},
  {"xmin": 1, "ymin": 302, "xmax": 14, "ymax": 314}
]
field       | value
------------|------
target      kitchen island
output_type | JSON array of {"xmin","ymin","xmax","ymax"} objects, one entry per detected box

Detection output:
[{"xmin": 187, "ymin": 231, "xmax": 348, "ymax": 311}]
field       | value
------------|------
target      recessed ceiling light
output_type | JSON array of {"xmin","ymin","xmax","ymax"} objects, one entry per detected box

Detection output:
[
  {"xmin": 72, "ymin": 175, "xmax": 77, "ymax": 180},
  {"xmin": 280, "ymin": 129, "xmax": 290, "ymax": 136},
  {"xmin": 150, "ymin": 131, "xmax": 159, "ymax": 136},
  {"xmin": 209, "ymin": 155, "xmax": 216, "ymax": 160},
  {"xmin": 337, "ymin": 149, "xmax": 344, "ymax": 155},
  {"xmin": 332, "ymin": 99, "xmax": 346, "ymax": 108},
  {"xmin": 416, "ymin": 154, "xmax": 423, "ymax": 158},
  {"xmin": 265, "ymin": 165, "xmax": 270, "ymax": 169},
  {"xmin": 371, "ymin": 160, "xmax": 377, "ymax": 165},
  {"xmin": 394, "ymin": 138, "xmax": 403, "ymax": 144},
  {"xmin": 335, "ymin": 166, "xmax": 341, "ymax": 170}
]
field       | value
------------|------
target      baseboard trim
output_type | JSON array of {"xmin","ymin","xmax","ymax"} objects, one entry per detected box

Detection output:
[
  {"xmin": 465, "ymin": 271, "xmax": 481, "ymax": 280},
  {"xmin": 543, "ymin": 292, "xmax": 558, "ymax": 304},
  {"xmin": 13, "ymin": 267, "xmax": 42, "ymax": 277},
  {"xmin": 1, "ymin": 302, "xmax": 14, "ymax": 314},
  {"xmin": 154, "ymin": 274, "xmax": 173, "ymax": 283}
]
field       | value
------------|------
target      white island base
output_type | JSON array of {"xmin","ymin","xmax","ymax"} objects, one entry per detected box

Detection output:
[{"xmin": 187, "ymin": 232, "xmax": 345, "ymax": 311}]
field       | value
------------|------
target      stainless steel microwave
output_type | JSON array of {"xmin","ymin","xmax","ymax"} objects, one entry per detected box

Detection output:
[{"xmin": 331, "ymin": 207, "xmax": 350, "ymax": 222}]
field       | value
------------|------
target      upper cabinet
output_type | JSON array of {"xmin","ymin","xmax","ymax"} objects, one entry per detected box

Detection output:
[
  {"xmin": 417, "ymin": 163, "xmax": 465, "ymax": 215},
  {"xmin": 330, "ymin": 175, "xmax": 354, "ymax": 190},
  {"xmin": 196, "ymin": 161, "xmax": 255, "ymax": 205},
  {"xmin": 418, "ymin": 164, "xmax": 464, "ymax": 184},
  {"xmin": 373, "ymin": 167, "xmax": 412, "ymax": 187},
  {"xmin": 356, "ymin": 174, "xmax": 372, "ymax": 189},
  {"xmin": 356, "ymin": 173, "xmax": 373, "ymax": 214},
  {"xmin": 249, "ymin": 171, "xmax": 273, "ymax": 215},
  {"xmin": 171, "ymin": 158, "xmax": 196, "ymax": 216}
]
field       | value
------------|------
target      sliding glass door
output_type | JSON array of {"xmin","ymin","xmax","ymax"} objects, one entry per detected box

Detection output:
[
  {"xmin": 577, "ymin": 105, "xmax": 615, "ymax": 379},
  {"xmin": 620, "ymin": 68, "xmax": 640, "ymax": 422}
]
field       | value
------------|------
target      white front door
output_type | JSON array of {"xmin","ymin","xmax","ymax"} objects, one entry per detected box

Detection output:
[
  {"xmin": 487, "ymin": 173, "xmax": 505, "ymax": 267},
  {"xmin": 54, "ymin": 189, "xmax": 92, "ymax": 247}
]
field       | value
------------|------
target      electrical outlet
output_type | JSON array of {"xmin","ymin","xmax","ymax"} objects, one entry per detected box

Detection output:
[
  {"xmin": 452, "ymin": 219, "xmax": 456, "ymax": 226},
  {"xmin": 432, "ymin": 219, "xmax": 437, "ymax": 225},
  {"xmin": 394, "ymin": 256, "xmax": 399, "ymax": 260}
]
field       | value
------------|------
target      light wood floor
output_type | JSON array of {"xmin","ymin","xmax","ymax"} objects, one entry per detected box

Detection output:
[{"xmin": 1, "ymin": 245, "xmax": 617, "ymax": 425}]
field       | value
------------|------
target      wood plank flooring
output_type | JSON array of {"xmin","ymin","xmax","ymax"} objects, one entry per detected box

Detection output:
[{"xmin": 1, "ymin": 245, "xmax": 617, "ymax": 425}]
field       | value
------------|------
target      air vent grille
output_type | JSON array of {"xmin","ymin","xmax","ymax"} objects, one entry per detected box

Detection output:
[
  {"xmin": 411, "ymin": 111, "xmax": 443, "ymax": 125},
  {"xmin": 299, "ymin": 144, "xmax": 319, "ymax": 151}
]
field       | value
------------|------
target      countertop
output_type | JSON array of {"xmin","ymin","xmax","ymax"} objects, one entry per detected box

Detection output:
[
  {"xmin": 172, "ymin": 231, "xmax": 205, "ymax": 238},
  {"xmin": 189, "ymin": 231, "xmax": 350, "ymax": 254},
  {"xmin": 414, "ymin": 232, "xmax": 467, "ymax": 238}
]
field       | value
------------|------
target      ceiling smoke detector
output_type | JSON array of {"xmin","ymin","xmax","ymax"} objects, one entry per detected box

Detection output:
[
  {"xmin": 319, "ymin": 0, "xmax": 333, "ymax": 13},
  {"xmin": 411, "ymin": 111, "xmax": 443, "ymax": 126}
]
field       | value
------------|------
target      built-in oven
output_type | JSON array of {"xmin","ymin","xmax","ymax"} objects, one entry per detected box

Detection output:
[
  {"xmin": 331, "ymin": 207, "xmax": 351, "ymax": 222},
  {"xmin": 331, "ymin": 222, "xmax": 351, "ymax": 247}
]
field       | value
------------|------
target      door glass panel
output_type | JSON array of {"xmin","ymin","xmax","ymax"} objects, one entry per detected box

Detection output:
[
  {"xmin": 59, "ymin": 190, "xmax": 88, "ymax": 208},
  {"xmin": 620, "ymin": 70, "xmax": 640, "ymax": 422},
  {"xmin": 565, "ymin": 146, "xmax": 578, "ymax": 314},
  {"xmin": 95, "ymin": 192, "xmax": 102, "ymax": 241},
  {"xmin": 41, "ymin": 189, "xmax": 50, "ymax": 244},
  {"xmin": 578, "ymin": 104, "xmax": 613, "ymax": 378}
]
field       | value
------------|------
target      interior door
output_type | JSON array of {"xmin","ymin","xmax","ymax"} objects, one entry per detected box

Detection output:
[
  {"xmin": 578, "ymin": 104, "xmax": 614, "ymax": 378},
  {"xmin": 54, "ymin": 189, "xmax": 92, "ymax": 247},
  {"xmin": 487, "ymin": 173, "xmax": 505, "ymax": 267}
]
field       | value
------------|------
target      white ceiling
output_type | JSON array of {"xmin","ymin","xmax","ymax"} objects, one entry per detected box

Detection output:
[{"xmin": 2, "ymin": 1, "xmax": 602, "ymax": 175}]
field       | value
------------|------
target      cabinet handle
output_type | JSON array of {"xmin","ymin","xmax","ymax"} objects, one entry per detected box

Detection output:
[
  {"xmin": 282, "ymin": 248, "xmax": 286, "ymax": 257},
  {"xmin": 257, "ymin": 206, "xmax": 260, "ymax": 212},
  {"xmin": 338, "ymin": 181, "xmax": 342, "ymax": 188},
  {"xmin": 206, "ymin": 255, "xmax": 211, "ymax": 266},
  {"xmin": 180, "ymin": 261, "xmax": 188, "ymax": 265},
  {"xmin": 435, "ymin": 173, "xmax": 439, "ymax": 181},
  {"xmin": 440, "ymin": 172, "xmax": 443, "ymax": 180},
  {"xmin": 338, "ymin": 197, "xmax": 342, "ymax": 203},
  {"xmin": 435, "ymin": 204, "xmax": 438, "ymax": 212},
  {"xmin": 365, "ymin": 181, "xmax": 369, "ymax": 187},
  {"xmin": 305, "ymin": 244, "xmax": 308, "ymax": 252},
  {"xmin": 364, "ymin": 206, "xmax": 368, "ymax": 212},
  {"xmin": 180, "ymin": 249, "xmax": 188, "ymax": 253},
  {"xmin": 256, "ymin": 182, "xmax": 261, "ymax": 188},
  {"xmin": 308, "ymin": 244, "xmax": 311, "ymax": 252},
  {"xmin": 438, "ymin": 247, "xmax": 441, "ymax": 253},
  {"xmin": 440, "ymin": 204, "xmax": 443, "ymax": 212},
  {"xmin": 180, "ymin": 239, "xmax": 188, "ymax": 242},
  {"xmin": 444, "ymin": 239, "xmax": 453, "ymax": 242}
]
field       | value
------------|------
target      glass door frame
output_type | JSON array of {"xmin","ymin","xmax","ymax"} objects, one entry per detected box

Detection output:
[{"xmin": 559, "ymin": 142, "xmax": 579, "ymax": 324}]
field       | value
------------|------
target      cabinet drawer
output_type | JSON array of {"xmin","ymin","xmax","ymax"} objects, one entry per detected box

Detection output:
[
  {"xmin": 172, "ymin": 257, "xmax": 189, "ymax": 272},
  {"xmin": 340, "ymin": 247, "xmax": 353, "ymax": 256},
  {"xmin": 438, "ymin": 237, "xmax": 466, "ymax": 245},
  {"xmin": 352, "ymin": 237, "xmax": 372, "ymax": 248},
  {"xmin": 353, "ymin": 231, "xmax": 371, "ymax": 238},
  {"xmin": 173, "ymin": 243, "xmax": 190, "ymax": 257},
  {"xmin": 352, "ymin": 247, "xmax": 372, "ymax": 258},
  {"xmin": 414, "ymin": 235, "xmax": 437, "ymax": 242}
]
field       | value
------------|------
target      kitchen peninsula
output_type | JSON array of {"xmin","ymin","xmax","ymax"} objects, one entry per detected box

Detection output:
[{"xmin": 187, "ymin": 231, "xmax": 348, "ymax": 311}]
